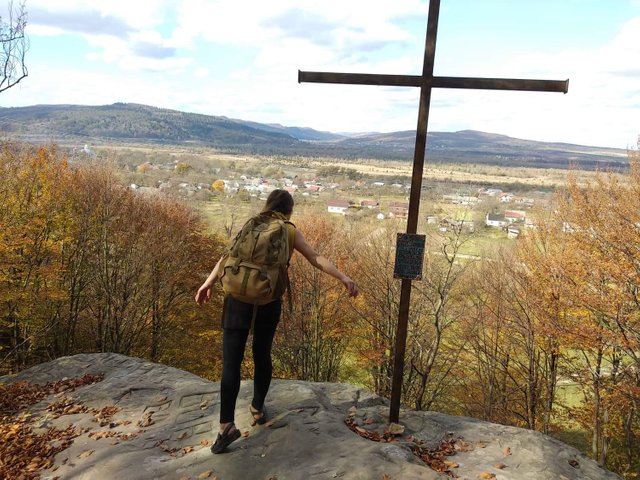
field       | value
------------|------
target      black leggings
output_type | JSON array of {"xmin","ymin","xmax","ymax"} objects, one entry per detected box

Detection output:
[{"xmin": 219, "ymin": 298, "xmax": 281, "ymax": 424}]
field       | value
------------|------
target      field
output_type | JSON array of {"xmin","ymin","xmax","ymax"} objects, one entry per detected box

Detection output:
[{"xmin": 86, "ymin": 143, "xmax": 599, "ymax": 258}]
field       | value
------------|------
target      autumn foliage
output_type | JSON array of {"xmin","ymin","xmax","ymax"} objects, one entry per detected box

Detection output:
[
  {"xmin": 0, "ymin": 143, "xmax": 225, "ymax": 377},
  {"xmin": 2, "ymin": 140, "xmax": 640, "ymax": 478}
]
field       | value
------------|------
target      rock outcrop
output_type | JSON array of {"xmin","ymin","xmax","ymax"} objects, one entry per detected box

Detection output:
[{"xmin": 1, "ymin": 353, "xmax": 621, "ymax": 480}]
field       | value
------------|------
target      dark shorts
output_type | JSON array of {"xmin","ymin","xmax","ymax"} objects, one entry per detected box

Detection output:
[{"xmin": 222, "ymin": 296, "xmax": 282, "ymax": 330}]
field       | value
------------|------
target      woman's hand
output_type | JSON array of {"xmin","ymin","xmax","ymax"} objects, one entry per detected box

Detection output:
[
  {"xmin": 341, "ymin": 276, "xmax": 359, "ymax": 297},
  {"xmin": 195, "ymin": 283, "xmax": 212, "ymax": 306}
]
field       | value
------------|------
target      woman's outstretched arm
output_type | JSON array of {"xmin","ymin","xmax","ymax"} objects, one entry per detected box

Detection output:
[{"xmin": 293, "ymin": 229, "xmax": 358, "ymax": 297}]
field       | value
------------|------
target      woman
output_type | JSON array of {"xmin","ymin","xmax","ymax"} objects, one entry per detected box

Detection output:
[{"xmin": 195, "ymin": 189, "xmax": 358, "ymax": 454}]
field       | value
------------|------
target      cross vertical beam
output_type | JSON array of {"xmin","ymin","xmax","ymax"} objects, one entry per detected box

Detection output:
[
  {"xmin": 390, "ymin": 0, "xmax": 441, "ymax": 425},
  {"xmin": 298, "ymin": 0, "xmax": 568, "ymax": 425}
]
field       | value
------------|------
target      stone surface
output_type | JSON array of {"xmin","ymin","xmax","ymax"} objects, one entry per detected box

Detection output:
[{"xmin": 1, "ymin": 353, "xmax": 622, "ymax": 480}]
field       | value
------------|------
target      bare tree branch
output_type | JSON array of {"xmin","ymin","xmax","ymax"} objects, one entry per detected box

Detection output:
[{"xmin": 0, "ymin": 0, "xmax": 28, "ymax": 93}]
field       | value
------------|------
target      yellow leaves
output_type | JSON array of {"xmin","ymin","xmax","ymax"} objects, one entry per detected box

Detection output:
[
  {"xmin": 78, "ymin": 450, "xmax": 94, "ymax": 459},
  {"xmin": 386, "ymin": 423, "xmax": 405, "ymax": 435},
  {"xmin": 478, "ymin": 473, "xmax": 496, "ymax": 479},
  {"xmin": 137, "ymin": 411, "xmax": 155, "ymax": 428},
  {"xmin": 0, "ymin": 375, "xmax": 108, "ymax": 479}
]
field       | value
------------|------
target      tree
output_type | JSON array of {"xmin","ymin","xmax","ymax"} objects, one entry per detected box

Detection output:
[
  {"xmin": 273, "ymin": 216, "xmax": 357, "ymax": 382},
  {"xmin": 405, "ymin": 226, "xmax": 474, "ymax": 412},
  {"xmin": 0, "ymin": 0, "xmax": 28, "ymax": 93}
]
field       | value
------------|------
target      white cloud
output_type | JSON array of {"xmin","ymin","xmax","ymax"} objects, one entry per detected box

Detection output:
[
  {"xmin": 6, "ymin": 1, "xmax": 637, "ymax": 148},
  {"xmin": 194, "ymin": 67, "xmax": 209, "ymax": 79}
]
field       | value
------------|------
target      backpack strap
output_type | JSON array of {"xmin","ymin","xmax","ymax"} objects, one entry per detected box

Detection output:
[
  {"xmin": 283, "ymin": 221, "xmax": 296, "ymax": 312},
  {"xmin": 286, "ymin": 222, "xmax": 296, "ymax": 260}
]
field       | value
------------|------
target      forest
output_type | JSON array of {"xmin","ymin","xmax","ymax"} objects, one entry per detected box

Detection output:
[{"xmin": 1, "ymin": 142, "xmax": 639, "ymax": 478}]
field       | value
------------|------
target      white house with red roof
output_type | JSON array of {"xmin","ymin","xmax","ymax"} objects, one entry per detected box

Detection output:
[{"xmin": 327, "ymin": 199, "xmax": 350, "ymax": 215}]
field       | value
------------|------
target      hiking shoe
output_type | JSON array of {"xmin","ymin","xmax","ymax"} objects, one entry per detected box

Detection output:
[
  {"xmin": 211, "ymin": 423, "xmax": 241, "ymax": 454},
  {"xmin": 250, "ymin": 405, "xmax": 267, "ymax": 426}
]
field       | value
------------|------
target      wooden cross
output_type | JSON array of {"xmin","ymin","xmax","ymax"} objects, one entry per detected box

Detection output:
[{"xmin": 298, "ymin": 0, "xmax": 568, "ymax": 424}]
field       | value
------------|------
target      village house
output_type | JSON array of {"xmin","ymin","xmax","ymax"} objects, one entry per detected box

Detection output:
[
  {"xmin": 439, "ymin": 218, "xmax": 475, "ymax": 233},
  {"xmin": 485, "ymin": 213, "xmax": 508, "ymax": 228},
  {"xmin": 504, "ymin": 210, "xmax": 526, "ymax": 223},
  {"xmin": 507, "ymin": 226, "xmax": 521, "ymax": 239},
  {"xmin": 327, "ymin": 199, "xmax": 350, "ymax": 215},
  {"xmin": 389, "ymin": 201, "xmax": 409, "ymax": 218},
  {"xmin": 514, "ymin": 197, "xmax": 535, "ymax": 207},
  {"xmin": 499, "ymin": 193, "xmax": 515, "ymax": 203},
  {"xmin": 360, "ymin": 200, "xmax": 379, "ymax": 209},
  {"xmin": 223, "ymin": 180, "xmax": 240, "ymax": 194},
  {"xmin": 443, "ymin": 194, "xmax": 479, "ymax": 205},
  {"xmin": 479, "ymin": 188, "xmax": 503, "ymax": 197}
]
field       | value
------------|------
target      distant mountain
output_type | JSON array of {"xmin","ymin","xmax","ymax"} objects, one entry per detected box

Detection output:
[
  {"xmin": 0, "ymin": 103, "xmax": 629, "ymax": 169},
  {"xmin": 0, "ymin": 103, "xmax": 298, "ymax": 147},
  {"xmin": 336, "ymin": 129, "xmax": 629, "ymax": 169},
  {"xmin": 230, "ymin": 119, "xmax": 345, "ymax": 141}
]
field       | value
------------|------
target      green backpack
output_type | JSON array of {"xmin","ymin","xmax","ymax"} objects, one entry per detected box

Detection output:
[{"xmin": 220, "ymin": 211, "xmax": 295, "ymax": 305}]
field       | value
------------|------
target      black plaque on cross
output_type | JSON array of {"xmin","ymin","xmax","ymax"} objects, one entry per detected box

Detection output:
[
  {"xmin": 394, "ymin": 234, "xmax": 426, "ymax": 280},
  {"xmin": 298, "ymin": 0, "xmax": 568, "ymax": 424}
]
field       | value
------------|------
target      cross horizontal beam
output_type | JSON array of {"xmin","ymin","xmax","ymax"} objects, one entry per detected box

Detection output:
[{"xmin": 298, "ymin": 70, "xmax": 569, "ymax": 93}]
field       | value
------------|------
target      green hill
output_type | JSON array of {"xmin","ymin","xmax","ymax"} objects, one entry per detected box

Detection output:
[{"xmin": 0, "ymin": 103, "xmax": 629, "ymax": 169}]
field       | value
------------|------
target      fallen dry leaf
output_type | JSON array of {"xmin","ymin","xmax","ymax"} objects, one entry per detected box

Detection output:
[
  {"xmin": 200, "ymin": 438, "xmax": 211, "ymax": 446},
  {"xmin": 178, "ymin": 431, "xmax": 189, "ymax": 440},
  {"xmin": 568, "ymin": 459, "xmax": 579, "ymax": 468},
  {"xmin": 182, "ymin": 446, "xmax": 194, "ymax": 454},
  {"xmin": 444, "ymin": 460, "xmax": 459, "ymax": 468},
  {"xmin": 78, "ymin": 450, "xmax": 94, "ymax": 459},
  {"xmin": 502, "ymin": 446, "xmax": 512, "ymax": 456},
  {"xmin": 476, "ymin": 441, "xmax": 487, "ymax": 448},
  {"xmin": 387, "ymin": 423, "xmax": 405, "ymax": 435},
  {"xmin": 89, "ymin": 430, "xmax": 117, "ymax": 440},
  {"xmin": 198, "ymin": 471, "xmax": 212, "ymax": 479},
  {"xmin": 382, "ymin": 475, "xmax": 393, "ymax": 480},
  {"xmin": 494, "ymin": 462, "xmax": 507, "ymax": 469},
  {"xmin": 138, "ymin": 411, "xmax": 155, "ymax": 428},
  {"xmin": 200, "ymin": 400, "xmax": 209, "ymax": 409},
  {"xmin": 478, "ymin": 473, "xmax": 496, "ymax": 479},
  {"xmin": 363, "ymin": 417, "xmax": 375, "ymax": 425}
]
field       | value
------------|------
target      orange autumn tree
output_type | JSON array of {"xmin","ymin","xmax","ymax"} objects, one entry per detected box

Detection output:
[
  {"xmin": 0, "ymin": 143, "xmax": 225, "ymax": 378},
  {"xmin": 405, "ymin": 224, "xmax": 474, "ymax": 413},
  {"xmin": 348, "ymin": 221, "xmax": 401, "ymax": 398},
  {"xmin": 272, "ymin": 215, "xmax": 358, "ymax": 382},
  {"xmin": 551, "ymin": 164, "xmax": 640, "ymax": 473},
  {"xmin": 514, "ymin": 152, "xmax": 640, "ymax": 475},
  {"xmin": 0, "ymin": 144, "xmax": 71, "ymax": 371}
]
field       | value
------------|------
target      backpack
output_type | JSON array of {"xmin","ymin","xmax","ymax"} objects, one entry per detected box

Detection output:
[{"xmin": 220, "ymin": 211, "xmax": 295, "ymax": 306}]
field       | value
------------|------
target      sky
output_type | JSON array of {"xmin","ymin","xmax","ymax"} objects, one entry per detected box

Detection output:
[{"xmin": 1, "ymin": 0, "xmax": 639, "ymax": 149}]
